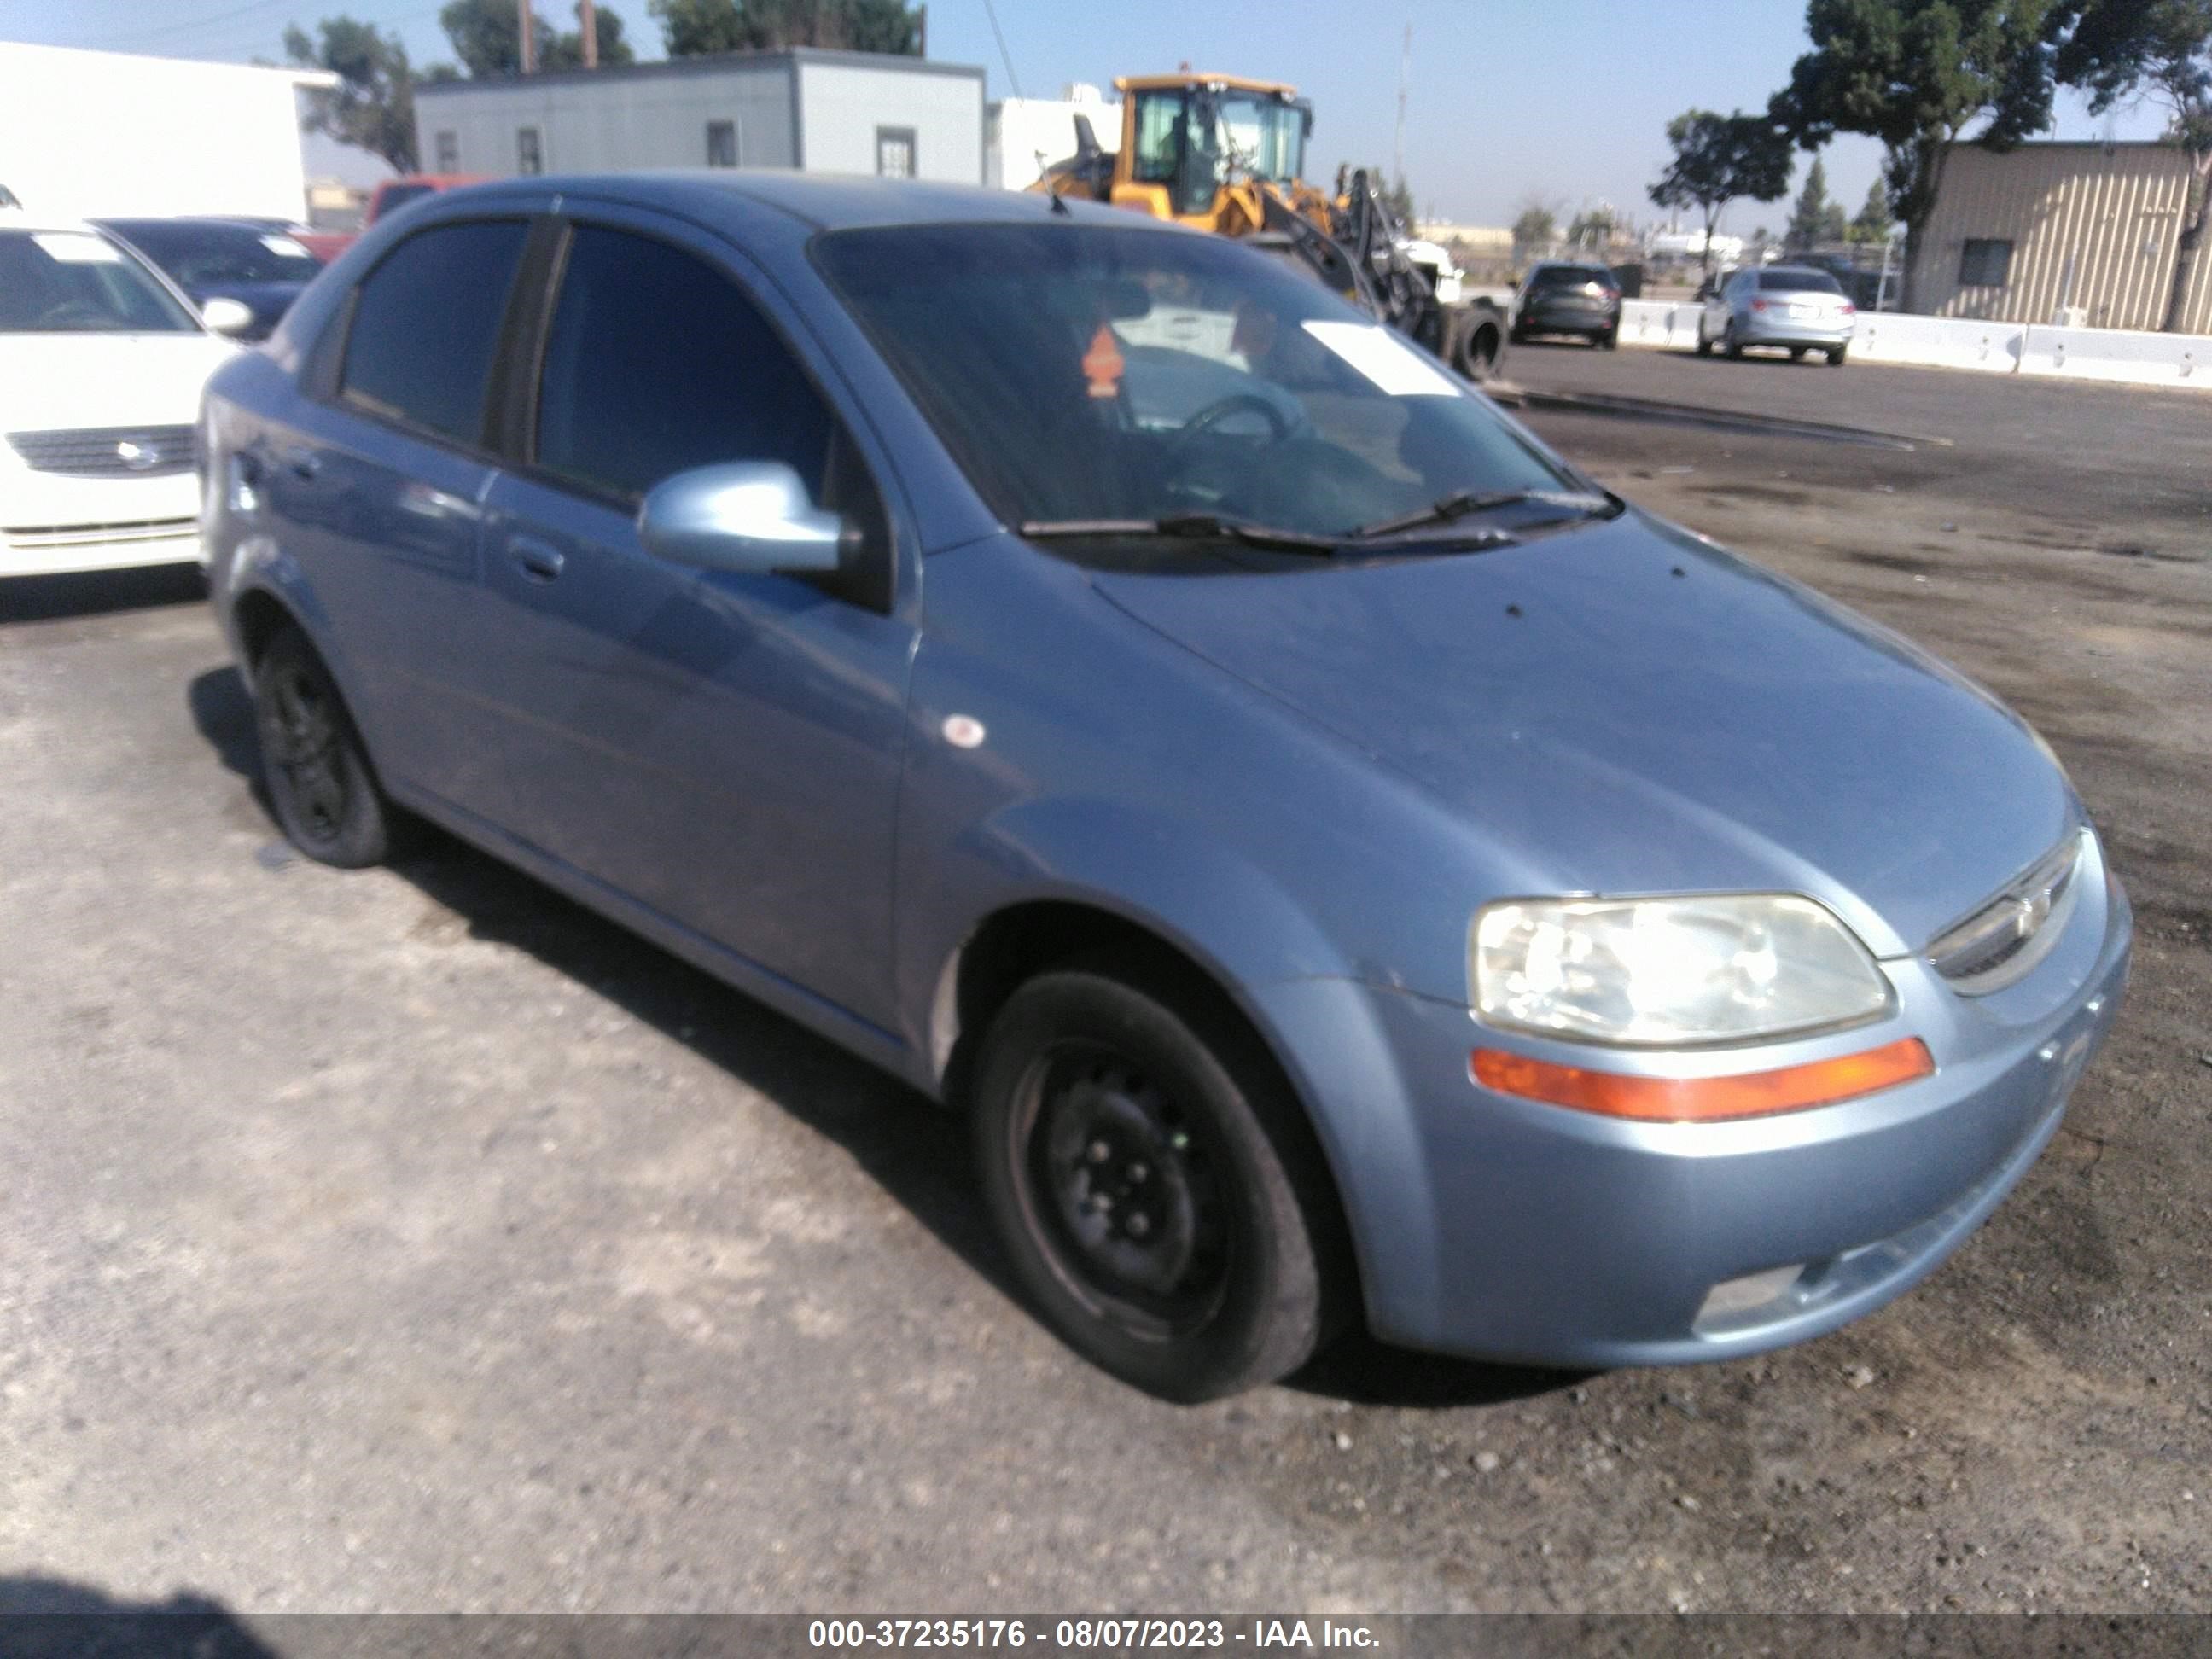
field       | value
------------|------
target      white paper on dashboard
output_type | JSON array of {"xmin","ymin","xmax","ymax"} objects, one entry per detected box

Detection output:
[
  {"xmin": 1301, "ymin": 319, "xmax": 1461, "ymax": 397},
  {"xmin": 32, "ymin": 233, "xmax": 124, "ymax": 264}
]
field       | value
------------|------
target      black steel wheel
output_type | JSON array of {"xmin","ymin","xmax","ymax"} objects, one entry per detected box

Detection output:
[
  {"xmin": 972, "ymin": 964, "xmax": 1342, "ymax": 1400},
  {"xmin": 253, "ymin": 624, "xmax": 396, "ymax": 868}
]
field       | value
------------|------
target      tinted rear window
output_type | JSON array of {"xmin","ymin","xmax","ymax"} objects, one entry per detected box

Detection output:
[
  {"xmin": 1531, "ymin": 265, "xmax": 1615, "ymax": 288},
  {"xmin": 1760, "ymin": 269, "xmax": 1843, "ymax": 294},
  {"xmin": 340, "ymin": 219, "xmax": 527, "ymax": 445}
]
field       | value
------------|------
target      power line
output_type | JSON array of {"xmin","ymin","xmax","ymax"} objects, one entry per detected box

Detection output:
[
  {"xmin": 84, "ymin": 0, "xmax": 296, "ymax": 49},
  {"xmin": 978, "ymin": 0, "xmax": 1020, "ymax": 101}
]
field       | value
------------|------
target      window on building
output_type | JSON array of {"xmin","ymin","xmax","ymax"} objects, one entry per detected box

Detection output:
[
  {"xmin": 434, "ymin": 130, "xmax": 458, "ymax": 172},
  {"xmin": 1959, "ymin": 238, "xmax": 2013, "ymax": 288},
  {"xmin": 876, "ymin": 126, "xmax": 917, "ymax": 180},
  {"xmin": 533, "ymin": 225, "xmax": 835, "ymax": 502},
  {"xmin": 707, "ymin": 120, "xmax": 738, "ymax": 168},
  {"xmin": 340, "ymin": 219, "xmax": 530, "ymax": 446},
  {"xmin": 517, "ymin": 127, "xmax": 543, "ymax": 176}
]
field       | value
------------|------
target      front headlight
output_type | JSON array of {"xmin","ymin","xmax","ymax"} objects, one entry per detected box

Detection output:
[{"xmin": 1471, "ymin": 894, "xmax": 1893, "ymax": 1047}]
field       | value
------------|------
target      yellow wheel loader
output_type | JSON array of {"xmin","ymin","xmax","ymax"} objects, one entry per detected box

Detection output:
[{"xmin": 1032, "ymin": 73, "xmax": 1505, "ymax": 381}]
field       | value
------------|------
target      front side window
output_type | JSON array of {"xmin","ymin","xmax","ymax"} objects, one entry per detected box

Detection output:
[
  {"xmin": 517, "ymin": 127, "xmax": 543, "ymax": 176},
  {"xmin": 339, "ymin": 218, "xmax": 529, "ymax": 445},
  {"xmin": 875, "ymin": 126, "xmax": 916, "ymax": 179},
  {"xmin": 707, "ymin": 120, "xmax": 738, "ymax": 167},
  {"xmin": 0, "ymin": 230, "xmax": 199, "ymax": 334},
  {"xmin": 1959, "ymin": 238, "xmax": 2012, "ymax": 288},
  {"xmin": 816, "ymin": 223, "xmax": 1575, "ymax": 536},
  {"xmin": 533, "ymin": 224, "xmax": 833, "ymax": 502}
]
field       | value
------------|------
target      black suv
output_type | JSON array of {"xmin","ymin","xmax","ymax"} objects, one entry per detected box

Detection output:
[{"xmin": 1511, "ymin": 261, "xmax": 1621, "ymax": 348}]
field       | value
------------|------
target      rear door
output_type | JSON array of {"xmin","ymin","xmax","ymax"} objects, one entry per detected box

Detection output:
[
  {"xmin": 265, "ymin": 216, "xmax": 533, "ymax": 821},
  {"xmin": 472, "ymin": 208, "xmax": 918, "ymax": 1032}
]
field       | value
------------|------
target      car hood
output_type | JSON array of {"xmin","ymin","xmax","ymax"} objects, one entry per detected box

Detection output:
[
  {"xmin": 1089, "ymin": 512, "xmax": 2072, "ymax": 958},
  {"xmin": 0, "ymin": 332, "xmax": 234, "ymax": 434}
]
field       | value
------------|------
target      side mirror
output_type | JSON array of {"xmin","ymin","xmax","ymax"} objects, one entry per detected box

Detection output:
[
  {"xmin": 201, "ymin": 296, "xmax": 256, "ymax": 337},
  {"xmin": 637, "ymin": 462, "xmax": 847, "ymax": 577}
]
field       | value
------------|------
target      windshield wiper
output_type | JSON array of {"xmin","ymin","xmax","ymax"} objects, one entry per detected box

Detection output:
[
  {"xmin": 1018, "ymin": 512, "xmax": 1341, "ymax": 556},
  {"xmin": 1349, "ymin": 487, "xmax": 1616, "ymax": 541}
]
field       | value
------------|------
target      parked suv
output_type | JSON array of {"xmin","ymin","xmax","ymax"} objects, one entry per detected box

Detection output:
[
  {"xmin": 1511, "ymin": 261, "xmax": 1621, "ymax": 347},
  {"xmin": 200, "ymin": 177, "xmax": 2129, "ymax": 1400}
]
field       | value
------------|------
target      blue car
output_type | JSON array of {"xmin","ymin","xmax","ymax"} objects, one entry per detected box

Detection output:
[{"xmin": 200, "ymin": 176, "xmax": 2129, "ymax": 1400}]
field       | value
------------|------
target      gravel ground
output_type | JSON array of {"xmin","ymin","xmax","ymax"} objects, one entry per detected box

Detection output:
[{"xmin": 0, "ymin": 346, "xmax": 2205, "ymax": 1621}]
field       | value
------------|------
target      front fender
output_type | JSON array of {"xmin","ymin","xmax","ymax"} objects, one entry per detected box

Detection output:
[{"xmin": 899, "ymin": 793, "xmax": 1355, "ymax": 1081}]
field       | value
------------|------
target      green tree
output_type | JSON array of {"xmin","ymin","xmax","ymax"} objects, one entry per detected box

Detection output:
[
  {"xmin": 1511, "ymin": 201, "xmax": 1558, "ymax": 248},
  {"xmin": 651, "ymin": 0, "xmax": 923, "ymax": 54},
  {"xmin": 284, "ymin": 15, "xmax": 418, "ymax": 171},
  {"xmin": 542, "ymin": 4, "xmax": 637, "ymax": 67},
  {"xmin": 1770, "ymin": 0, "xmax": 2058, "ymax": 310},
  {"xmin": 442, "ymin": 0, "xmax": 635, "ymax": 74},
  {"xmin": 2053, "ymin": 0, "xmax": 2211, "ymax": 329},
  {"xmin": 1848, "ymin": 175, "xmax": 1896, "ymax": 240},
  {"xmin": 1786, "ymin": 154, "xmax": 1833, "ymax": 248},
  {"xmin": 1647, "ymin": 108, "xmax": 1795, "ymax": 275}
]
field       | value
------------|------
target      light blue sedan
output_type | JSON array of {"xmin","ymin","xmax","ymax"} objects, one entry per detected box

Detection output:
[{"xmin": 200, "ymin": 175, "xmax": 2128, "ymax": 1400}]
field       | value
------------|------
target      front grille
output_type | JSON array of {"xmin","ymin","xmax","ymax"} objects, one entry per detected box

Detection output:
[
  {"xmin": 1926, "ymin": 831, "xmax": 2086, "ymax": 993},
  {"xmin": 7, "ymin": 425, "xmax": 197, "ymax": 478},
  {"xmin": 4, "ymin": 516, "xmax": 199, "ymax": 550}
]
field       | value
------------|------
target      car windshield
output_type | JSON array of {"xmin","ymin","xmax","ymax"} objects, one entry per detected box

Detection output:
[
  {"xmin": 1761, "ymin": 269, "xmax": 1843, "ymax": 294},
  {"xmin": 106, "ymin": 220, "xmax": 322, "ymax": 285},
  {"xmin": 0, "ymin": 230, "xmax": 200, "ymax": 333},
  {"xmin": 815, "ymin": 223, "xmax": 1577, "ymax": 538},
  {"xmin": 1532, "ymin": 265, "xmax": 1614, "ymax": 288}
]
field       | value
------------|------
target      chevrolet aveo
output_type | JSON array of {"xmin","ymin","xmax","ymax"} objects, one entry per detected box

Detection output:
[{"xmin": 200, "ymin": 176, "xmax": 2130, "ymax": 1400}]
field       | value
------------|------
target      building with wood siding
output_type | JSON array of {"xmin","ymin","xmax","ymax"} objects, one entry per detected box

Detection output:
[{"xmin": 1915, "ymin": 141, "xmax": 2211, "ymax": 332}]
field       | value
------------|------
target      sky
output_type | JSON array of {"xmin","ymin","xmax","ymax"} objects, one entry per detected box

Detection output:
[{"xmin": 3, "ymin": 0, "xmax": 2176, "ymax": 225}]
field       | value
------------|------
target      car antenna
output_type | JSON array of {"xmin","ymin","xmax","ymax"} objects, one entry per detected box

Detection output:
[{"xmin": 1048, "ymin": 182, "xmax": 1070, "ymax": 216}]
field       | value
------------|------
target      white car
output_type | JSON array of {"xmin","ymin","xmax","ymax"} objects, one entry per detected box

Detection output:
[{"xmin": 1, "ymin": 214, "xmax": 250, "ymax": 577}]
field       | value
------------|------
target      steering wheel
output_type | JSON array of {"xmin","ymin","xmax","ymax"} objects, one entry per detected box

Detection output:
[{"xmin": 1172, "ymin": 393, "xmax": 1294, "ymax": 446}]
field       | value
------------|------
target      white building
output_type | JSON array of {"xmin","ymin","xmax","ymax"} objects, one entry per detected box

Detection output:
[
  {"xmin": 987, "ymin": 84, "xmax": 1120, "ymax": 191},
  {"xmin": 0, "ymin": 42, "xmax": 332, "ymax": 221},
  {"xmin": 414, "ymin": 49, "xmax": 986, "ymax": 184},
  {"xmin": 1646, "ymin": 228, "xmax": 1743, "ymax": 265}
]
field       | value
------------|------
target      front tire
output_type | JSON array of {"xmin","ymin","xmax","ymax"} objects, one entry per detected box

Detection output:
[
  {"xmin": 972, "ymin": 966, "xmax": 1337, "ymax": 1401},
  {"xmin": 253, "ymin": 624, "xmax": 397, "ymax": 868}
]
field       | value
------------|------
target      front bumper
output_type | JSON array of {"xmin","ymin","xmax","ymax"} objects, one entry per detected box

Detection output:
[
  {"xmin": 1253, "ymin": 841, "xmax": 2131, "ymax": 1368},
  {"xmin": 2, "ymin": 466, "xmax": 203, "ymax": 578}
]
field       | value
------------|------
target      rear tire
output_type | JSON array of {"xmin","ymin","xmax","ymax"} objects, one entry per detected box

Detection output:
[
  {"xmin": 1788, "ymin": 346, "xmax": 1808, "ymax": 361},
  {"xmin": 971, "ymin": 965, "xmax": 1339, "ymax": 1401},
  {"xmin": 1723, "ymin": 321, "xmax": 1744, "ymax": 360},
  {"xmin": 1827, "ymin": 345, "xmax": 1848, "ymax": 366},
  {"xmin": 1595, "ymin": 328, "xmax": 1617, "ymax": 350},
  {"xmin": 1695, "ymin": 325, "xmax": 1712, "ymax": 358},
  {"xmin": 1452, "ymin": 310, "xmax": 1504, "ymax": 381},
  {"xmin": 253, "ymin": 624, "xmax": 397, "ymax": 869}
]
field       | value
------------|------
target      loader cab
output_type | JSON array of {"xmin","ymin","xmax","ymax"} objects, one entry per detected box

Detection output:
[{"xmin": 1114, "ymin": 75, "xmax": 1313, "ymax": 225}]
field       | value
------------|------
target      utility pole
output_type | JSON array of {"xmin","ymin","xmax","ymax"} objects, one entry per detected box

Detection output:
[
  {"xmin": 580, "ymin": 0, "xmax": 597, "ymax": 67},
  {"xmin": 518, "ymin": 0, "xmax": 535, "ymax": 73},
  {"xmin": 1393, "ymin": 23, "xmax": 1409, "ymax": 193}
]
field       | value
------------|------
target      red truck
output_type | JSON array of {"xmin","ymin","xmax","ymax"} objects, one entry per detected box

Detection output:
[{"xmin": 298, "ymin": 173, "xmax": 486, "ymax": 264}]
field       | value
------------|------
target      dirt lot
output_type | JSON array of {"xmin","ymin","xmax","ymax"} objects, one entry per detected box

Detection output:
[{"xmin": 1, "ymin": 347, "xmax": 2206, "ymax": 1620}]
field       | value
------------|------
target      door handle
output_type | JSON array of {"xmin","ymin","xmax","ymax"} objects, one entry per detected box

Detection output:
[
  {"xmin": 509, "ymin": 537, "xmax": 566, "ymax": 583},
  {"xmin": 280, "ymin": 445, "xmax": 320, "ymax": 481}
]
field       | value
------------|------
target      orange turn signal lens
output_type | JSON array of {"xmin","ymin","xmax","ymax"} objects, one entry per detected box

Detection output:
[{"xmin": 1469, "ymin": 1038, "xmax": 1935, "ymax": 1123}]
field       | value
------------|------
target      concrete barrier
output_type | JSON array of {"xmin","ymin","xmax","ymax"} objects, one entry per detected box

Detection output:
[
  {"xmin": 1616, "ymin": 299, "xmax": 1703, "ymax": 351},
  {"xmin": 2018, "ymin": 323, "xmax": 2209, "ymax": 387},
  {"xmin": 1851, "ymin": 312, "xmax": 2023, "ymax": 373}
]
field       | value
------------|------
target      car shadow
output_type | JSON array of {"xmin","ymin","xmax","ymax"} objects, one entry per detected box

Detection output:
[
  {"xmin": 0, "ymin": 1575, "xmax": 278, "ymax": 1659},
  {"xmin": 188, "ymin": 662, "xmax": 1576, "ymax": 1411},
  {"xmin": 0, "ymin": 565, "xmax": 205, "ymax": 624}
]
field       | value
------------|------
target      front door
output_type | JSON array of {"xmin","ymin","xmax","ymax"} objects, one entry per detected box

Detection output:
[{"xmin": 475, "ymin": 214, "xmax": 917, "ymax": 1033}]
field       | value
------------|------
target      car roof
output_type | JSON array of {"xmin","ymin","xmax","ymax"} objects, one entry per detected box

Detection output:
[
  {"xmin": 0, "ymin": 212, "xmax": 111, "ymax": 238},
  {"xmin": 486, "ymin": 170, "xmax": 1177, "ymax": 234}
]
